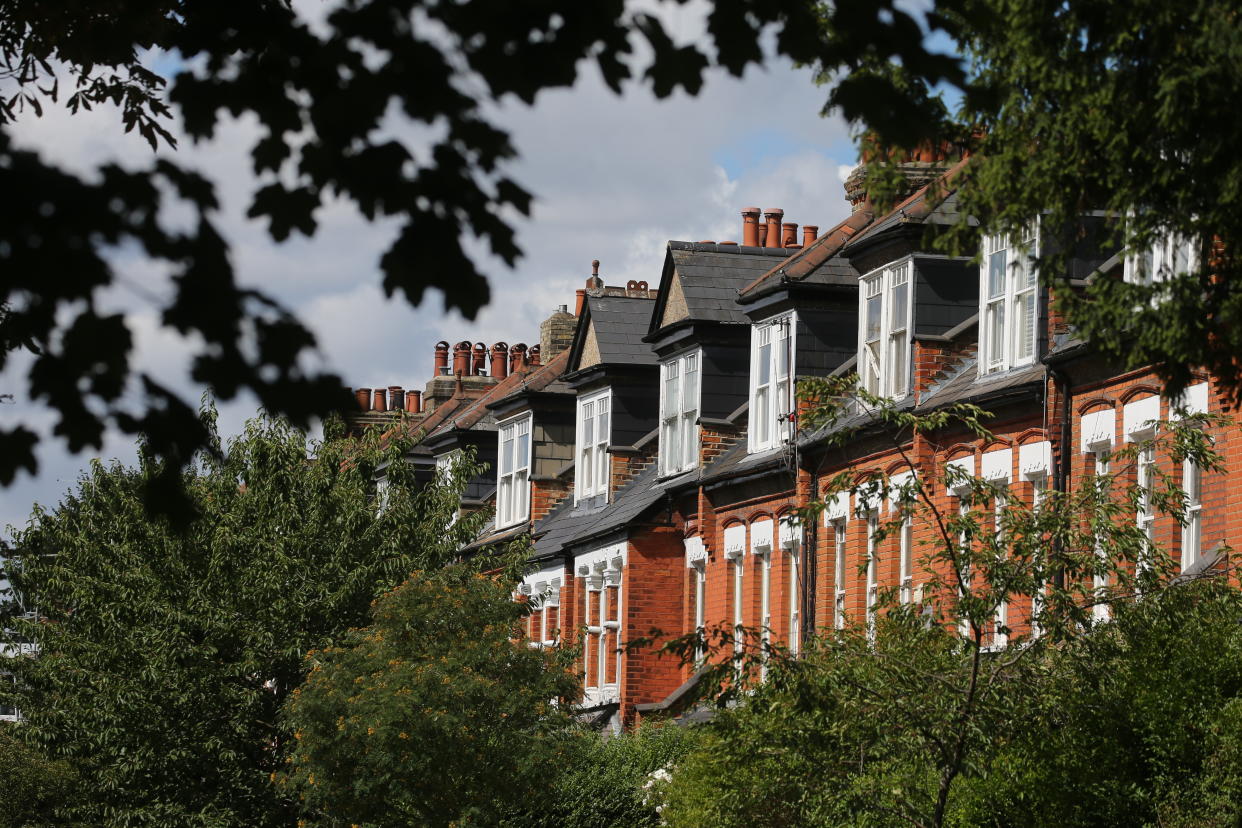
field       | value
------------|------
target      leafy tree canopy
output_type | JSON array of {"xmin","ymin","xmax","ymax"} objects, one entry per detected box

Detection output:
[
  {"xmin": 0, "ymin": 408, "xmax": 486, "ymax": 825},
  {"xmin": 280, "ymin": 560, "xmax": 581, "ymax": 827},
  {"xmin": 0, "ymin": 0, "xmax": 957, "ymax": 511}
]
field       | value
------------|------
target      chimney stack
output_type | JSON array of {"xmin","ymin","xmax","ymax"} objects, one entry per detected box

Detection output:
[
  {"xmin": 741, "ymin": 207, "xmax": 761, "ymax": 247},
  {"xmin": 491, "ymin": 342, "xmax": 509, "ymax": 378},
  {"xmin": 453, "ymin": 341, "xmax": 471, "ymax": 376},
  {"xmin": 782, "ymin": 222, "xmax": 798, "ymax": 247},
  {"xmin": 405, "ymin": 389, "xmax": 422, "ymax": 414},
  {"xmin": 472, "ymin": 342, "xmax": 487, "ymax": 376},
  {"xmin": 434, "ymin": 341, "xmax": 450, "ymax": 376},
  {"xmin": 802, "ymin": 225, "xmax": 818, "ymax": 247},
  {"xmin": 388, "ymin": 386, "xmax": 404, "ymax": 411},
  {"xmin": 764, "ymin": 208, "xmax": 784, "ymax": 248},
  {"xmin": 355, "ymin": 388, "xmax": 372, "ymax": 411},
  {"xmin": 372, "ymin": 388, "xmax": 388, "ymax": 412}
]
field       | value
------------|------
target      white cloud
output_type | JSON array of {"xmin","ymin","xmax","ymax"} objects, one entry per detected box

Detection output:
[{"xmin": 1, "ymin": 27, "xmax": 861, "ymax": 537}]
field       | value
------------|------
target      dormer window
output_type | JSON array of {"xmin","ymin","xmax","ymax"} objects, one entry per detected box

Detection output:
[
  {"xmin": 980, "ymin": 229, "xmax": 1037, "ymax": 375},
  {"xmin": 1124, "ymin": 233, "xmax": 1197, "ymax": 287},
  {"xmin": 496, "ymin": 414, "xmax": 531, "ymax": 528},
  {"xmin": 858, "ymin": 260, "xmax": 912, "ymax": 399},
  {"xmin": 659, "ymin": 350, "xmax": 700, "ymax": 476},
  {"xmin": 575, "ymin": 388, "xmax": 611, "ymax": 502},
  {"xmin": 750, "ymin": 313, "xmax": 795, "ymax": 452}
]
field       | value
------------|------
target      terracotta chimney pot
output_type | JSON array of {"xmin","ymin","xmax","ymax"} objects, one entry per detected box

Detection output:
[
  {"xmin": 757, "ymin": 223, "xmax": 768, "ymax": 247},
  {"xmin": 782, "ymin": 222, "xmax": 798, "ymax": 247},
  {"xmin": 764, "ymin": 208, "xmax": 784, "ymax": 248},
  {"xmin": 510, "ymin": 343, "xmax": 527, "ymax": 374},
  {"xmin": 452, "ymin": 341, "xmax": 471, "ymax": 376},
  {"xmin": 802, "ymin": 225, "xmax": 819, "ymax": 247},
  {"xmin": 491, "ymin": 342, "xmax": 509, "ymax": 378},
  {"xmin": 528, "ymin": 344, "xmax": 541, "ymax": 366},
  {"xmin": 406, "ymin": 389, "xmax": 422, "ymax": 414},
  {"xmin": 434, "ymin": 341, "xmax": 450, "ymax": 376},
  {"xmin": 741, "ymin": 207, "xmax": 761, "ymax": 247},
  {"xmin": 388, "ymin": 386, "xmax": 404, "ymax": 411},
  {"xmin": 575, "ymin": 288, "xmax": 586, "ymax": 317},
  {"xmin": 354, "ymin": 388, "xmax": 372, "ymax": 411},
  {"xmin": 472, "ymin": 342, "xmax": 487, "ymax": 376},
  {"xmin": 372, "ymin": 388, "xmax": 387, "ymax": 412}
]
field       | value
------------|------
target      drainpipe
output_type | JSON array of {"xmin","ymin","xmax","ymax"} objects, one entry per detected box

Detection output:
[{"xmin": 1047, "ymin": 363, "xmax": 1073, "ymax": 590}]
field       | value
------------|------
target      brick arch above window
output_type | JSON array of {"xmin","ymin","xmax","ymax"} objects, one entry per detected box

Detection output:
[
  {"xmin": 1015, "ymin": 428, "xmax": 1050, "ymax": 446},
  {"xmin": 1076, "ymin": 397, "xmax": 1117, "ymax": 416},
  {"xmin": 980, "ymin": 437, "xmax": 1014, "ymax": 454},
  {"xmin": 942, "ymin": 443, "xmax": 978, "ymax": 463},
  {"xmin": 1119, "ymin": 385, "xmax": 1161, "ymax": 405}
]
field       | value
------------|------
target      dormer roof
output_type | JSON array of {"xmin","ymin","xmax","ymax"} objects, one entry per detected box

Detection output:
[
  {"xmin": 647, "ymin": 242, "xmax": 800, "ymax": 337},
  {"xmin": 568, "ymin": 294, "xmax": 657, "ymax": 373}
]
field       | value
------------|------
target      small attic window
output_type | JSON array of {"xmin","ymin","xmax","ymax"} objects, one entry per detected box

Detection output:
[
  {"xmin": 857, "ymin": 258, "xmax": 912, "ymax": 400},
  {"xmin": 979, "ymin": 225, "xmax": 1038, "ymax": 375}
]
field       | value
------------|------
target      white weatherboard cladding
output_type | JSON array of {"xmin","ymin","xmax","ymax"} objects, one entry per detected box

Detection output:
[
  {"xmin": 684, "ymin": 535, "xmax": 706, "ymax": 567},
  {"xmin": 946, "ymin": 455, "xmax": 975, "ymax": 492},
  {"xmin": 723, "ymin": 524, "xmax": 746, "ymax": 559},
  {"xmin": 888, "ymin": 471, "xmax": 915, "ymax": 511},
  {"xmin": 750, "ymin": 518, "xmax": 774, "ymax": 553},
  {"xmin": 1081, "ymin": 408, "xmax": 1116, "ymax": 452},
  {"xmin": 1123, "ymin": 396, "xmax": 1161, "ymax": 438},
  {"xmin": 1170, "ymin": 382, "xmax": 1209, "ymax": 417},
  {"xmin": 981, "ymin": 448, "xmax": 1012, "ymax": 482},
  {"xmin": 1019, "ymin": 441, "xmax": 1052, "ymax": 478},
  {"xmin": 779, "ymin": 515, "xmax": 801, "ymax": 548},
  {"xmin": 574, "ymin": 541, "xmax": 627, "ymax": 578},
  {"xmin": 824, "ymin": 491, "xmax": 850, "ymax": 523}
]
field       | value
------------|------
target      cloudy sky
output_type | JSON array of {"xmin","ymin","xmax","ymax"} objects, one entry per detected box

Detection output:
[{"xmin": 0, "ymin": 4, "xmax": 862, "ymax": 537}]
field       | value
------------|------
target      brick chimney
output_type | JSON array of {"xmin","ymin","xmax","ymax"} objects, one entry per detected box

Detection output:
[
  {"xmin": 539, "ymin": 304, "xmax": 576, "ymax": 363},
  {"xmin": 844, "ymin": 138, "xmax": 964, "ymax": 212}
]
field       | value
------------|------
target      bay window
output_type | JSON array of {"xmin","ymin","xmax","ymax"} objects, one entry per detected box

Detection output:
[
  {"xmin": 575, "ymin": 389, "xmax": 611, "ymax": 502},
  {"xmin": 659, "ymin": 350, "xmax": 701, "ymax": 476},
  {"xmin": 496, "ymin": 414, "xmax": 532, "ymax": 528},
  {"xmin": 858, "ymin": 260, "xmax": 912, "ymax": 400},
  {"xmin": 750, "ymin": 314, "xmax": 795, "ymax": 452},
  {"xmin": 980, "ymin": 228, "xmax": 1038, "ymax": 375},
  {"xmin": 1125, "ymin": 233, "xmax": 1197, "ymax": 287}
]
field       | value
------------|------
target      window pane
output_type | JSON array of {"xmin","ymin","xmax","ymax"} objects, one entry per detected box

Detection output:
[
  {"xmin": 776, "ymin": 325, "xmax": 790, "ymax": 378},
  {"xmin": 891, "ymin": 281, "xmax": 908, "ymax": 331},
  {"xmin": 596, "ymin": 445, "xmax": 609, "ymax": 492},
  {"xmin": 516, "ymin": 428, "xmax": 530, "ymax": 470},
  {"xmin": 755, "ymin": 386, "xmax": 769, "ymax": 445},
  {"xmin": 682, "ymin": 359, "xmax": 699, "ymax": 415},
  {"xmin": 988, "ymin": 250, "xmax": 1007, "ymax": 298},
  {"xmin": 1016, "ymin": 292, "xmax": 1036, "ymax": 360},
  {"xmin": 758, "ymin": 341, "xmax": 771, "ymax": 385},
  {"xmin": 988, "ymin": 302, "xmax": 1006, "ymax": 365},
  {"xmin": 598, "ymin": 406, "xmax": 609, "ymax": 445},
  {"xmin": 683, "ymin": 413, "xmax": 696, "ymax": 468},
  {"xmin": 500, "ymin": 433, "xmax": 513, "ymax": 475},
  {"xmin": 866, "ymin": 295, "xmax": 882, "ymax": 342},
  {"xmin": 888, "ymin": 332, "xmax": 907, "ymax": 394},
  {"xmin": 663, "ymin": 363, "xmax": 678, "ymax": 413}
]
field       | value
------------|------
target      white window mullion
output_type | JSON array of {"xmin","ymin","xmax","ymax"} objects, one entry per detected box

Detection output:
[
  {"xmin": 833, "ymin": 520, "xmax": 847, "ymax": 630},
  {"xmin": 1182, "ymin": 459, "xmax": 1202, "ymax": 571}
]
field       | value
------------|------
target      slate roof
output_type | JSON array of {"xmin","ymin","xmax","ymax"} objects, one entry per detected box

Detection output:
[
  {"xmin": 530, "ymin": 460, "xmax": 668, "ymax": 559},
  {"xmin": 485, "ymin": 348, "xmax": 574, "ymax": 410},
  {"xmin": 698, "ymin": 441, "xmax": 791, "ymax": 487},
  {"xmin": 740, "ymin": 156, "xmax": 973, "ymax": 300},
  {"xmin": 656, "ymin": 242, "xmax": 802, "ymax": 329},
  {"xmin": 920, "ymin": 357, "xmax": 1044, "ymax": 409},
  {"xmin": 584, "ymin": 295, "xmax": 658, "ymax": 365}
]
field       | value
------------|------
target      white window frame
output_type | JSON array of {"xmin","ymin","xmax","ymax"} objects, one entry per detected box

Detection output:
[
  {"xmin": 1028, "ymin": 473, "xmax": 1048, "ymax": 638},
  {"xmin": 1182, "ymin": 459, "xmax": 1202, "ymax": 572},
  {"xmin": 496, "ymin": 413, "xmax": 532, "ymax": 529},
  {"xmin": 574, "ymin": 388, "xmax": 612, "ymax": 503},
  {"xmin": 1091, "ymin": 449, "xmax": 1112, "ymax": 624},
  {"xmin": 1124, "ymin": 232, "xmax": 1198, "ymax": 289},
  {"xmin": 865, "ymin": 512, "xmax": 879, "ymax": 642},
  {"xmin": 858, "ymin": 259, "xmax": 913, "ymax": 400},
  {"xmin": 781, "ymin": 517, "xmax": 802, "ymax": 657},
  {"xmin": 577, "ymin": 544, "xmax": 625, "ymax": 706},
  {"xmin": 749, "ymin": 313, "xmax": 796, "ymax": 452},
  {"xmin": 980, "ymin": 225, "xmax": 1039, "ymax": 376},
  {"xmin": 659, "ymin": 350, "xmax": 702, "ymax": 477},
  {"xmin": 832, "ymin": 519, "xmax": 848, "ymax": 630}
]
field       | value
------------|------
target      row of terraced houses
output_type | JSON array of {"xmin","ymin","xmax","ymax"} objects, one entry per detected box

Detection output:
[{"xmin": 347, "ymin": 150, "xmax": 1238, "ymax": 732}]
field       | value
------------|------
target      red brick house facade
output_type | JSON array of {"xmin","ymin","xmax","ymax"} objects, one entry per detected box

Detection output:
[{"xmin": 355, "ymin": 156, "xmax": 1237, "ymax": 731}]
